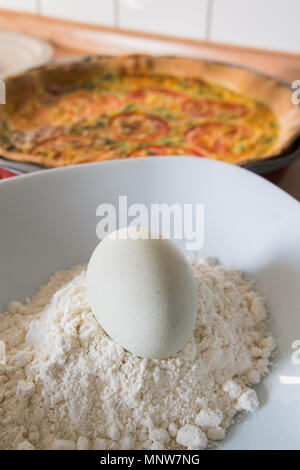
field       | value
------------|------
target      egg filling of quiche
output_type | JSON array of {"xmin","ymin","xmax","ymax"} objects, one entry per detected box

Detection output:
[{"xmin": 2, "ymin": 74, "xmax": 280, "ymax": 165}]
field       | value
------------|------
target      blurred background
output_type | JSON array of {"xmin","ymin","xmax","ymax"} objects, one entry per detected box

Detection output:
[
  {"xmin": 0, "ymin": 0, "xmax": 299, "ymax": 53},
  {"xmin": 0, "ymin": 0, "xmax": 300, "ymax": 197}
]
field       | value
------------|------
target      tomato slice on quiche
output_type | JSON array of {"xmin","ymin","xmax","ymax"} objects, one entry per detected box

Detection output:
[
  {"xmin": 30, "ymin": 135, "xmax": 118, "ymax": 165},
  {"xmin": 185, "ymin": 122, "xmax": 254, "ymax": 161},
  {"xmin": 12, "ymin": 91, "xmax": 122, "ymax": 132},
  {"xmin": 182, "ymin": 99, "xmax": 249, "ymax": 119},
  {"xmin": 53, "ymin": 91, "xmax": 122, "ymax": 126},
  {"xmin": 109, "ymin": 113, "xmax": 169, "ymax": 142},
  {"xmin": 126, "ymin": 88, "xmax": 185, "ymax": 107}
]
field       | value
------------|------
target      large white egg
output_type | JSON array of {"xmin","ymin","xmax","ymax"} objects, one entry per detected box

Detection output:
[{"xmin": 86, "ymin": 227, "xmax": 197, "ymax": 359}]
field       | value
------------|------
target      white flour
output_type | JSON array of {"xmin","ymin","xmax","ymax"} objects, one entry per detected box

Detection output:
[{"xmin": 0, "ymin": 257, "xmax": 275, "ymax": 450}]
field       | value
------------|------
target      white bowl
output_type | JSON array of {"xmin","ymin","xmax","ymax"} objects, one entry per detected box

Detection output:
[
  {"xmin": 0, "ymin": 157, "xmax": 300, "ymax": 450},
  {"xmin": 0, "ymin": 31, "xmax": 54, "ymax": 78}
]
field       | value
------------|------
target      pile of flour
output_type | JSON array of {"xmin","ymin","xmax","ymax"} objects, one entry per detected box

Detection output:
[{"xmin": 0, "ymin": 257, "xmax": 275, "ymax": 450}]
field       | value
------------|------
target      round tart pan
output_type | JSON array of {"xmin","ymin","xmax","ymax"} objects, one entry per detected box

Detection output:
[
  {"xmin": 1, "ymin": 55, "xmax": 299, "ymax": 175},
  {"xmin": 245, "ymin": 137, "xmax": 300, "ymax": 174}
]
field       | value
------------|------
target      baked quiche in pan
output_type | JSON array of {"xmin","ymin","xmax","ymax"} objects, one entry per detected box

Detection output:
[{"xmin": 0, "ymin": 55, "xmax": 299, "ymax": 168}]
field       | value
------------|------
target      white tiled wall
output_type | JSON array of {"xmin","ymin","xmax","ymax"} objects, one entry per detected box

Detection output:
[
  {"xmin": 211, "ymin": 0, "xmax": 300, "ymax": 54},
  {"xmin": 0, "ymin": 0, "xmax": 37, "ymax": 12},
  {"xmin": 39, "ymin": 0, "xmax": 115, "ymax": 26},
  {"xmin": 0, "ymin": 0, "xmax": 299, "ymax": 53},
  {"xmin": 118, "ymin": 0, "xmax": 209, "ymax": 40}
]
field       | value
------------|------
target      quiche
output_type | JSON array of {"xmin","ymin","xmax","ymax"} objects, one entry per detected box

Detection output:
[{"xmin": 0, "ymin": 55, "xmax": 299, "ymax": 167}]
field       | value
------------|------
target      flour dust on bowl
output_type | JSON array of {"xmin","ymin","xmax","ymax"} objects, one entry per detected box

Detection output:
[{"xmin": 0, "ymin": 157, "xmax": 300, "ymax": 450}]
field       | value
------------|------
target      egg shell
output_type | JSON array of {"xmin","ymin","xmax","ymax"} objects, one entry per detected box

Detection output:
[{"xmin": 86, "ymin": 227, "xmax": 198, "ymax": 359}]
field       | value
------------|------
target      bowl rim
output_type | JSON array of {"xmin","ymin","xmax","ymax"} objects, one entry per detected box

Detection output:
[{"xmin": 0, "ymin": 156, "xmax": 299, "ymax": 210}]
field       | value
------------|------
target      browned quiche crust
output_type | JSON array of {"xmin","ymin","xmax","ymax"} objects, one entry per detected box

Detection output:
[{"xmin": 0, "ymin": 54, "xmax": 299, "ymax": 168}]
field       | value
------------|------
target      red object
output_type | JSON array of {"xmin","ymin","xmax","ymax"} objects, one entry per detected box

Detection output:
[{"xmin": 0, "ymin": 166, "xmax": 22, "ymax": 179}]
